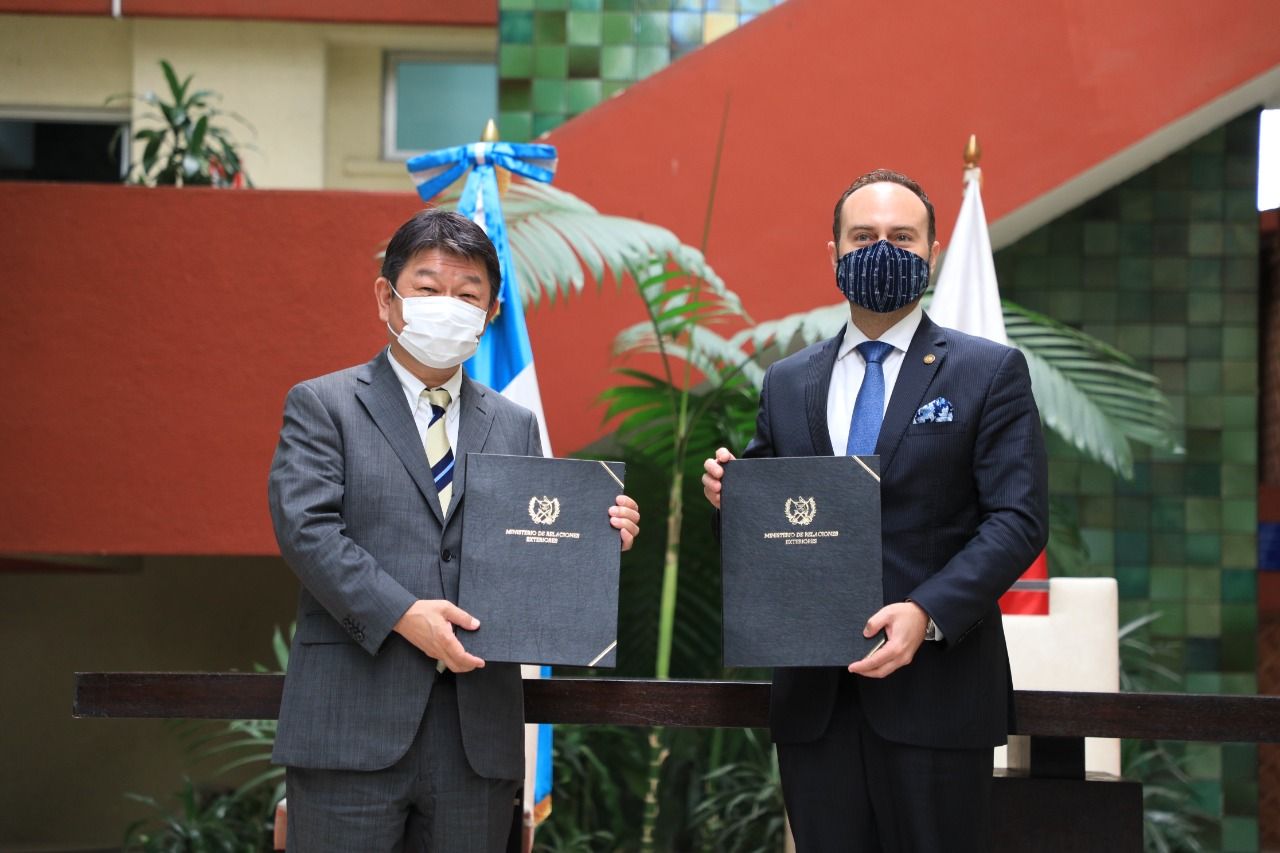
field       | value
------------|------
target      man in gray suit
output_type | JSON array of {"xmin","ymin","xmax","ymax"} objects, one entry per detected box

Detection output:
[{"xmin": 268, "ymin": 209, "xmax": 641, "ymax": 852}]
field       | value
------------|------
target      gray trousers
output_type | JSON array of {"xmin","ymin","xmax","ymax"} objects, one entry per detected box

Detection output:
[{"xmin": 285, "ymin": 678, "xmax": 518, "ymax": 853}]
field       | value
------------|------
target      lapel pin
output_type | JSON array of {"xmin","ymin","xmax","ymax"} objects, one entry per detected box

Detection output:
[{"xmin": 924, "ymin": 354, "xmax": 936, "ymax": 364}]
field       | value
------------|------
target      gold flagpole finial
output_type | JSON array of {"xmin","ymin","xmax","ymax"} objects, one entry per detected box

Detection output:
[
  {"xmin": 480, "ymin": 118, "xmax": 511, "ymax": 196},
  {"xmin": 964, "ymin": 134, "xmax": 981, "ymax": 169}
]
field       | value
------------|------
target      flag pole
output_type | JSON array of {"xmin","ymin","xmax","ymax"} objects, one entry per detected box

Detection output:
[
  {"xmin": 956, "ymin": 132, "xmax": 1050, "ymax": 616},
  {"xmin": 481, "ymin": 118, "xmax": 512, "ymax": 197},
  {"xmin": 471, "ymin": 118, "xmax": 553, "ymax": 851}
]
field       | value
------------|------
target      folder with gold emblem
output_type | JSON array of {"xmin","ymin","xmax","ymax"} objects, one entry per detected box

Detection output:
[
  {"xmin": 720, "ymin": 455, "xmax": 883, "ymax": 667},
  {"xmin": 458, "ymin": 453, "xmax": 625, "ymax": 667}
]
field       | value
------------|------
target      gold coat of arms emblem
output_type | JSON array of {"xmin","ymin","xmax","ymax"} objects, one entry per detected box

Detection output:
[
  {"xmin": 784, "ymin": 497, "xmax": 817, "ymax": 526},
  {"xmin": 528, "ymin": 496, "xmax": 561, "ymax": 525}
]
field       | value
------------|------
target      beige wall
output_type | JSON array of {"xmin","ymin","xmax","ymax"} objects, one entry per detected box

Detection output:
[
  {"xmin": 130, "ymin": 19, "xmax": 329, "ymax": 189},
  {"xmin": 0, "ymin": 15, "xmax": 133, "ymax": 110},
  {"xmin": 0, "ymin": 14, "xmax": 494, "ymax": 191},
  {"xmin": 0, "ymin": 557, "xmax": 300, "ymax": 851},
  {"xmin": 323, "ymin": 27, "xmax": 495, "ymax": 191}
]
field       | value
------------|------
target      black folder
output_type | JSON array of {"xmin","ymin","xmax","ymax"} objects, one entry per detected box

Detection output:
[
  {"xmin": 458, "ymin": 453, "xmax": 624, "ymax": 667},
  {"xmin": 720, "ymin": 455, "xmax": 883, "ymax": 667}
]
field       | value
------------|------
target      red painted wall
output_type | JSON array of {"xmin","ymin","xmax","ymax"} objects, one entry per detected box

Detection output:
[
  {"xmin": 0, "ymin": 0, "xmax": 495, "ymax": 26},
  {"xmin": 0, "ymin": 183, "xmax": 640, "ymax": 555},
  {"xmin": 530, "ymin": 0, "xmax": 1280, "ymax": 485},
  {"xmin": 0, "ymin": 184, "xmax": 417, "ymax": 554}
]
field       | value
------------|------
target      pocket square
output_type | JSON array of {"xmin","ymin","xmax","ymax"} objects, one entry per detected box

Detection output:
[{"xmin": 913, "ymin": 397, "xmax": 954, "ymax": 424}]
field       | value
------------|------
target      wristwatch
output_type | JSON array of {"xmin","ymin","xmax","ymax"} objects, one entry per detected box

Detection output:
[{"xmin": 907, "ymin": 597, "xmax": 941, "ymax": 641}]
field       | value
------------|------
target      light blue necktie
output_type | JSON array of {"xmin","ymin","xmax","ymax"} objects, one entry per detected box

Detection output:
[{"xmin": 845, "ymin": 340, "xmax": 895, "ymax": 456}]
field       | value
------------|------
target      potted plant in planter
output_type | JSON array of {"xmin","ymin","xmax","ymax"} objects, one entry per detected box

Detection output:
[{"xmin": 109, "ymin": 60, "xmax": 255, "ymax": 188}]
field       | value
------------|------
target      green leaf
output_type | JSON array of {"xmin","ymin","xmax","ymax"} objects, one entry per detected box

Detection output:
[
  {"xmin": 233, "ymin": 764, "xmax": 285, "ymax": 798},
  {"xmin": 140, "ymin": 135, "xmax": 164, "ymax": 176},
  {"xmin": 599, "ymin": 390, "xmax": 671, "ymax": 423},
  {"xmin": 440, "ymin": 180, "xmax": 743, "ymax": 319},
  {"xmin": 213, "ymin": 752, "xmax": 276, "ymax": 777},
  {"xmin": 160, "ymin": 60, "xmax": 182, "ymax": 101},
  {"xmin": 613, "ymin": 323, "xmax": 763, "ymax": 389},
  {"xmin": 727, "ymin": 297, "xmax": 1181, "ymax": 477},
  {"xmin": 160, "ymin": 103, "xmax": 187, "ymax": 131},
  {"xmin": 271, "ymin": 624, "xmax": 292, "ymax": 671},
  {"xmin": 1005, "ymin": 301, "xmax": 1181, "ymax": 478},
  {"xmin": 188, "ymin": 116, "xmax": 208, "ymax": 156},
  {"xmin": 729, "ymin": 301, "xmax": 847, "ymax": 355},
  {"xmin": 186, "ymin": 88, "xmax": 216, "ymax": 108}
]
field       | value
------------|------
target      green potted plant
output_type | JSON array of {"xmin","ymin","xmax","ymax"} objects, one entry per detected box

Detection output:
[{"xmin": 109, "ymin": 60, "xmax": 255, "ymax": 188}]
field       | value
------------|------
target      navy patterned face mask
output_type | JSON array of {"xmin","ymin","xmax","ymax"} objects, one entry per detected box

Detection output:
[{"xmin": 835, "ymin": 240, "xmax": 931, "ymax": 313}]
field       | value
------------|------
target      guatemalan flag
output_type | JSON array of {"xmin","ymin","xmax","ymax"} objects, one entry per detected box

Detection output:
[
  {"xmin": 929, "ymin": 157, "xmax": 1049, "ymax": 616},
  {"xmin": 406, "ymin": 133, "xmax": 558, "ymax": 841}
]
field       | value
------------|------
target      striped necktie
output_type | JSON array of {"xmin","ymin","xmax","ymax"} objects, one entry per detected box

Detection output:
[
  {"xmin": 845, "ymin": 340, "xmax": 895, "ymax": 456},
  {"xmin": 422, "ymin": 388, "xmax": 454, "ymax": 513}
]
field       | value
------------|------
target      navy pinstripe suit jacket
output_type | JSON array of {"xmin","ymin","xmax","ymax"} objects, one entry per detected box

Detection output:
[{"xmin": 752, "ymin": 312, "xmax": 1049, "ymax": 749}]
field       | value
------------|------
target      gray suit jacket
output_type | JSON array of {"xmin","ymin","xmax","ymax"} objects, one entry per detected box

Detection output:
[{"xmin": 267, "ymin": 349, "xmax": 542, "ymax": 779}]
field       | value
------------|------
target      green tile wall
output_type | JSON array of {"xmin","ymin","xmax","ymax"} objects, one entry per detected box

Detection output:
[
  {"xmin": 499, "ymin": 0, "xmax": 788, "ymax": 141},
  {"xmin": 995, "ymin": 111, "xmax": 1262, "ymax": 852}
]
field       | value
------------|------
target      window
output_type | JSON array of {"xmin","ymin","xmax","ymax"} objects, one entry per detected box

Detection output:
[
  {"xmin": 0, "ymin": 108, "xmax": 128, "ymax": 183},
  {"xmin": 383, "ymin": 52, "xmax": 498, "ymax": 161},
  {"xmin": 1259, "ymin": 108, "xmax": 1279, "ymax": 212}
]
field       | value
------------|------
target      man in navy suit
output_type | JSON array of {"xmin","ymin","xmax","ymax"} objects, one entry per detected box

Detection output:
[{"xmin": 702, "ymin": 170, "xmax": 1048, "ymax": 852}]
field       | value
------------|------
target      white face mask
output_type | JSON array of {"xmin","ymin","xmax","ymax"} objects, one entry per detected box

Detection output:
[{"xmin": 388, "ymin": 291, "xmax": 488, "ymax": 369}]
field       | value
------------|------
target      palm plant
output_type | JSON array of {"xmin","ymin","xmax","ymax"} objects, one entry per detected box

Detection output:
[
  {"xmin": 1124, "ymin": 741, "xmax": 1216, "ymax": 853},
  {"xmin": 108, "ymin": 60, "xmax": 254, "ymax": 188},
  {"xmin": 600, "ymin": 256, "xmax": 759, "ymax": 849},
  {"xmin": 531, "ymin": 724, "xmax": 647, "ymax": 852},
  {"xmin": 688, "ymin": 728, "xmax": 785, "ymax": 853},
  {"xmin": 123, "ymin": 778, "xmax": 271, "ymax": 853},
  {"xmin": 735, "ymin": 296, "xmax": 1182, "ymax": 478},
  {"xmin": 123, "ymin": 625, "xmax": 291, "ymax": 850},
  {"xmin": 1117, "ymin": 613, "xmax": 1218, "ymax": 852},
  {"xmin": 183, "ymin": 624, "xmax": 291, "ymax": 806}
]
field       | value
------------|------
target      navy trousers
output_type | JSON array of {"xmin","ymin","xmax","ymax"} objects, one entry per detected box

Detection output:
[{"xmin": 777, "ymin": 674, "xmax": 993, "ymax": 853}]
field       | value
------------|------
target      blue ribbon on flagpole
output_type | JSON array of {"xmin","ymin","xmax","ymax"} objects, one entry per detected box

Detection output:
[{"xmin": 405, "ymin": 141, "xmax": 558, "ymax": 390}]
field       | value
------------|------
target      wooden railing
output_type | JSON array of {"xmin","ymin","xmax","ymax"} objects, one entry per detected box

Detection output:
[
  {"xmin": 74, "ymin": 674, "xmax": 1280, "ymax": 853},
  {"xmin": 73, "ymin": 672, "xmax": 1280, "ymax": 742}
]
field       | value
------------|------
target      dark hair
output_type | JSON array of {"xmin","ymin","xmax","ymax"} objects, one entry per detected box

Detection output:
[
  {"xmin": 831, "ymin": 169, "xmax": 936, "ymax": 247},
  {"xmin": 381, "ymin": 209, "xmax": 502, "ymax": 306}
]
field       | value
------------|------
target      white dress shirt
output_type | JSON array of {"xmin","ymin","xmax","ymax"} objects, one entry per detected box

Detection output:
[
  {"xmin": 387, "ymin": 348, "xmax": 463, "ymax": 451},
  {"xmin": 825, "ymin": 304, "xmax": 924, "ymax": 456}
]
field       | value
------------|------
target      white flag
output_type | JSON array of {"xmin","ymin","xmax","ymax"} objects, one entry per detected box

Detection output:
[
  {"xmin": 931, "ymin": 166, "xmax": 1050, "ymax": 616},
  {"xmin": 929, "ymin": 168, "xmax": 1007, "ymax": 345}
]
